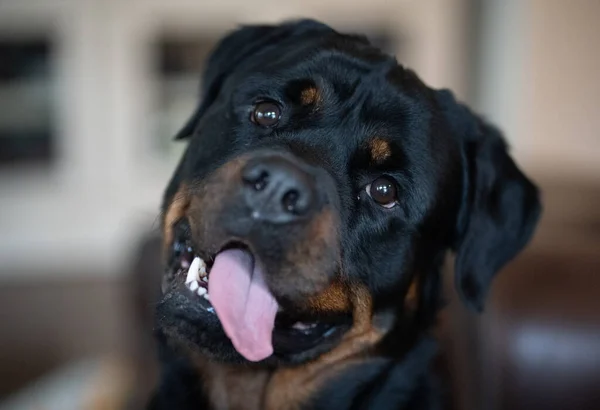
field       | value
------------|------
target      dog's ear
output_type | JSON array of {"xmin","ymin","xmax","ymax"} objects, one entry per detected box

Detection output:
[
  {"xmin": 174, "ymin": 19, "xmax": 331, "ymax": 140},
  {"xmin": 436, "ymin": 90, "xmax": 542, "ymax": 312}
]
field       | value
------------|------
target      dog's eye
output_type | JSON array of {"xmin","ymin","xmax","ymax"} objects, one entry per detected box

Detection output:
[
  {"xmin": 366, "ymin": 176, "xmax": 398, "ymax": 208},
  {"xmin": 251, "ymin": 101, "xmax": 281, "ymax": 127}
]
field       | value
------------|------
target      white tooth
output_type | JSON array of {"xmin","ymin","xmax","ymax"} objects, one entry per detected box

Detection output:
[
  {"xmin": 199, "ymin": 266, "xmax": 206, "ymax": 278},
  {"xmin": 197, "ymin": 287, "xmax": 207, "ymax": 296},
  {"xmin": 189, "ymin": 281, "xmax": 199, "ymax": 291},
  {"xmin": 186, "ymin": 257, "xmax": 201, "ymax": 284},
  {"xmin": 203, "ymin": 293, "xmax": 210, "ymax": 301},
  {"xmin": 292, "ymin": 322, "xmax": 316, "ymax": 330}
]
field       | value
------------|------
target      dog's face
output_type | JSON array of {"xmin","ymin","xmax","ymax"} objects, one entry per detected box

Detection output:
[{"xmin": 156, "ymin": 20, "xmax": 541, "ymax": 365}]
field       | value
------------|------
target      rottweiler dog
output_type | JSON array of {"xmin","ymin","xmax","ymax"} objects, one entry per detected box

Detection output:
[{"xmin": 149, "ymin": 19, "xmax": 541, "ymax": 410}]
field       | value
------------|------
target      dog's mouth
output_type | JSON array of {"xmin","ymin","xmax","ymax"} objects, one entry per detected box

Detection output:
[{"xmin": 163, "ymin": 218, "xmax": 350, "ymax": 362}]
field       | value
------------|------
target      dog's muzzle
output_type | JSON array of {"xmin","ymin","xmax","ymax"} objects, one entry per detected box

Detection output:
[{"xmin": 164, "ymin": 150, "xmax": 343, "ymax": 362}]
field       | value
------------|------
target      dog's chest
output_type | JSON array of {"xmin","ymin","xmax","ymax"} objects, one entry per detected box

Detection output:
[{"xmin": 201, "ymin": 358, "xmax": 362, "ymax": 410}]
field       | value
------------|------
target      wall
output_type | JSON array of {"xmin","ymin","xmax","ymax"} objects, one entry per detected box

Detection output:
[{"xmin": 476, "ymin": 0, "xmax": 600, "ymax": 183}]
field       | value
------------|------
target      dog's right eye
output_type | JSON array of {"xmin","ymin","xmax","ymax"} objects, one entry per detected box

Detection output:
[
  {"xmin": 365, "ymin": 176, "xmax": 399, "ymax": 208},
  {"xmin": 251, "ymin": 101, "xmax": 282, "ymax": 127}
]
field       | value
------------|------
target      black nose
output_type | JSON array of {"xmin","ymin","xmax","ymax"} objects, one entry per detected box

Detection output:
[{"xmin": 241, "ymin": 156, "xmax": 316, "ymax": 223}]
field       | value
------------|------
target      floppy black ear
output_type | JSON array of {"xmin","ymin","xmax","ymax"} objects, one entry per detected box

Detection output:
[
  {"xmin": 174, "ymin": 19, "xmax": 332, "ymax": 140},
  {"xmin": 436, "ymin": 90, "xmax": 542, "ymax": 312}
]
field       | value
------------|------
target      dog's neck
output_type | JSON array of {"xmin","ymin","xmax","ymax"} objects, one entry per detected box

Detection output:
[
  {"xmin": 194, "ymin": 286, "xmax": 387, "ymax": 410},
  {"xmin": 197, "ymin": 321, "xmax": 383, "ymax": 410}
]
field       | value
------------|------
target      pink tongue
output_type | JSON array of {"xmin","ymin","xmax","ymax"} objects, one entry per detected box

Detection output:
[{"xmin": 208, "ymin": 249, "xmax": 279, "ymax": 361}]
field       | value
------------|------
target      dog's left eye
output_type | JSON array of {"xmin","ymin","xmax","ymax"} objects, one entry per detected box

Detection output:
[
  {"xmin": 366, "ymin": 176, "xmax": 398, "ymax": 208},
  {"xmin": 251, "ymin": 101, "xmax": 282, "ymax": 127}
]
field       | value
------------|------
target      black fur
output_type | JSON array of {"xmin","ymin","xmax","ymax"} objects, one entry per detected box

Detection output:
[{"xmin": 151, "ymin": 19, "xmax": 541, "ymax": 409}]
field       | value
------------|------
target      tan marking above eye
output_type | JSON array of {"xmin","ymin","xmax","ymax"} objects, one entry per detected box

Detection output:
[
  {"xmin": 300, "ymin": 86, "xmax": 319, "ymax": 105},
  {"xmin": 369, "ymin": 137, "xmax": 392, "ymax": 162}
]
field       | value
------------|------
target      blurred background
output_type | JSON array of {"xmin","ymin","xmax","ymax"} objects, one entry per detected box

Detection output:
[{"xmin": 0, "ymin": 0, "xmax": 598, "ymax": 409}]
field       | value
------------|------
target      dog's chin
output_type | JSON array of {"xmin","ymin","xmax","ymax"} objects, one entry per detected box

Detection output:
[
  {"xmin": 156, "ymin": 219, "xmax": 352, "ymax": 365},
  {"xmin": 156, "ymin": 284, "xmax": 351, "ymax": 366}
]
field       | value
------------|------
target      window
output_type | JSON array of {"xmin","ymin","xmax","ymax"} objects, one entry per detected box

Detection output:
[
  {"xmin": 152, "ymin": 35, "xmax": 220, "ymax": 161},
  {"xmin": 0, "ymin": 38, "xmax": 55, "ymax": 168}
]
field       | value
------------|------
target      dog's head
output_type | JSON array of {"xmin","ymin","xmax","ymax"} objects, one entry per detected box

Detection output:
[{"xmin": 156, "ymin": 19, "xmax": 541, "ymax": 365}]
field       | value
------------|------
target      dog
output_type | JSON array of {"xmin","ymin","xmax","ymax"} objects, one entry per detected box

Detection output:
[{"xmin": 148, "ymin": 19, "xmax": 541, "ymax": 410}]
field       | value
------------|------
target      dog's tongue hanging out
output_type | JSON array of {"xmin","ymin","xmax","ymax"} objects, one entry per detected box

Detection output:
[{"xmin": 208, "ymin": 248, "xmax": 279, "ymax": 361}]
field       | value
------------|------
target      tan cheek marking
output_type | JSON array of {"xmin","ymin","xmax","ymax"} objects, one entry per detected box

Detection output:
[
  {"xmin": 281, "ymin": 208, "xmax": 341, "ymax": 297},
  {"xmin": 369, "ymin": 137, "xmax": 392, "ymax": 162},
  {"xmin": 288, "ymin": 209, "xmax": 337, "ymax": 265},
  {"xmin": 296, "ymin": 209, "xmax": 339, "ymax": 270},
  {"xmin": 307, "ymin": 279, "xmax": 351, "ymax": 313},
  {"xmin": 309, "ymin": 208, "xmax": 338, "ymax": 242},
  {"xmin": 162, "ymin": 184, "xmax": 190, "ymax": 253},
  {"xmin": 300, "ymin": 86, "xmax": 320, "ymax": 105}
]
